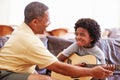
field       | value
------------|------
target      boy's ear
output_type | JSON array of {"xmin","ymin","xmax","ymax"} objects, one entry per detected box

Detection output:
[{"xmin": 91, "ymin": 38, "xmax": 94, "ymax": 42}]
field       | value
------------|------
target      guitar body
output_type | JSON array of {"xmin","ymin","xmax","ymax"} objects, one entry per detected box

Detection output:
[{"xmin": 51, "ymin": 53, "xmax": 97, "ymax": 80}]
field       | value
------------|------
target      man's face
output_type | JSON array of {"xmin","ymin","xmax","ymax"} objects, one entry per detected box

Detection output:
[
  {"xmin": 35, "ymin": 10, "xmax": 50, "ymax": 34},
  {"xmin": 39, "ymin": 11, "xmax": 50, "ymax": 30}
]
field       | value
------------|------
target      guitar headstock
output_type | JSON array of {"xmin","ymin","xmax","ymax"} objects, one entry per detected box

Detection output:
[
  {"xmin": 115, "ymin": 65, "xmax": 120, "ymax": 71},
  {"xmin": 104, "ymin": 64, "xmax": 120, "ymax": 72}
]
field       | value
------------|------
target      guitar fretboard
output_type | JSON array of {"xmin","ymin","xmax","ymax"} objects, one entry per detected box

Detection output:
[{"xmin": 85, "ymin": 64, "xmax": 120, "ymax": 71}]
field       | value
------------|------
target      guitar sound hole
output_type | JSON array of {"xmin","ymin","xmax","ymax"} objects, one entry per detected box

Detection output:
[
  {"xmin": 72, "ymin": 77, "xmax": 80, "ymax": 80},
  {"xmin": 73, "ymin": 79, "xmax": 80, "ymax": 80},
  {"xmin": 67, "ymin": 59, "xmax": 72, "ymax": 64}
]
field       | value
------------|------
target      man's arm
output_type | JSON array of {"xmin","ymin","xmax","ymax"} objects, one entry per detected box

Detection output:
[{"xmin": 46, "ymin": 61, "xmax": 113, "ymax": 79}]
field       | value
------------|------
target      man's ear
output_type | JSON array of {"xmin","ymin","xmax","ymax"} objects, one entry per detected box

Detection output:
[
  {"xmin": 30, "ymin": 19, "xmax": 39, "ymax": 27},
  {"xmin": 32, "ymin": 19, "xmax": 38, "ymax": 24},
  {"xmin": 28, "ymin": 19, "xmax": 37, "ymax": 27}
]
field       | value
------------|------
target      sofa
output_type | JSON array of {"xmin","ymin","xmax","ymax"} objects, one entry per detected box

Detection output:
[{"xmin": 0, "ymin": 36, "xmax": 120, "ymax": 80}]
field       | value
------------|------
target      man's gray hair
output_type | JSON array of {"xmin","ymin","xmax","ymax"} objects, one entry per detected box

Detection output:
[{"xmin": 24, "ymin": 1, "xmax": 48, "ymax": 24}]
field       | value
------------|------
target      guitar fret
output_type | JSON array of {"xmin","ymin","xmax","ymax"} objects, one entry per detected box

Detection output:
[{"xmin": 85, "ymin": 64, "xmax": 102, "ymax": 68}]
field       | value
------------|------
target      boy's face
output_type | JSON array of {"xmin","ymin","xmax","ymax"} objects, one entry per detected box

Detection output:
[{"xmin": 75, "ymin": 27, "xmax": 93, "ymax": 47}]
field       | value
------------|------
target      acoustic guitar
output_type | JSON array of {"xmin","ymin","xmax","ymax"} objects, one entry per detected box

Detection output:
[{"xmin": 51, "ymin": 53, "xmax": 120, "ymax": 80}]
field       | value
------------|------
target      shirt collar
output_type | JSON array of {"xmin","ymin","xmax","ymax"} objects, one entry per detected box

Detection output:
[{"xmin": 20, "ymin": 23, "xmax": 35, "ymax": 35}]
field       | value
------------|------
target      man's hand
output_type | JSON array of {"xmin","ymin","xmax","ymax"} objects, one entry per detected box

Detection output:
[{"xmin": 91, "ymin": 66, "xmax": 113, "ymax": 79}]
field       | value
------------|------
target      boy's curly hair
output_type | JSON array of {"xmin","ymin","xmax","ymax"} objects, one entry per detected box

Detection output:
[{"xmin": 74, "ymin": 18, "xmax": 101, "ymax": 46}]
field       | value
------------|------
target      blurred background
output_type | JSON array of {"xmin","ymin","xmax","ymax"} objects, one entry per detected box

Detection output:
[{"xmin": 0, "ymin": 0, "xmax": 120, "ymax": 34}]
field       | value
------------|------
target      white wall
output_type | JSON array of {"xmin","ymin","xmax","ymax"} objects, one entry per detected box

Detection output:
[
  {"xmin": 0, "ymin": 0, "xmax": 10, "ymax": 24},
  {"xmin": 0, "ymin": 0, "xmax": 120, "ymax": 32}
]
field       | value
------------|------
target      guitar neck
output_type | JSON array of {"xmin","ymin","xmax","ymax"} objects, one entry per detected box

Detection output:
[{"xmin": 85, "ymin": 64, "xmax": 120, "ymax": 71}]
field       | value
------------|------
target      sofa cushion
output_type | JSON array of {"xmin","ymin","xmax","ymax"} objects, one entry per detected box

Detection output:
[
  {"xmin": 47, "ymin": 36, "xmax": 73, "ymax": 56},
  {"xmin": 96, "ymin": 38, "xmax": 120, "ymax": 64}
]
